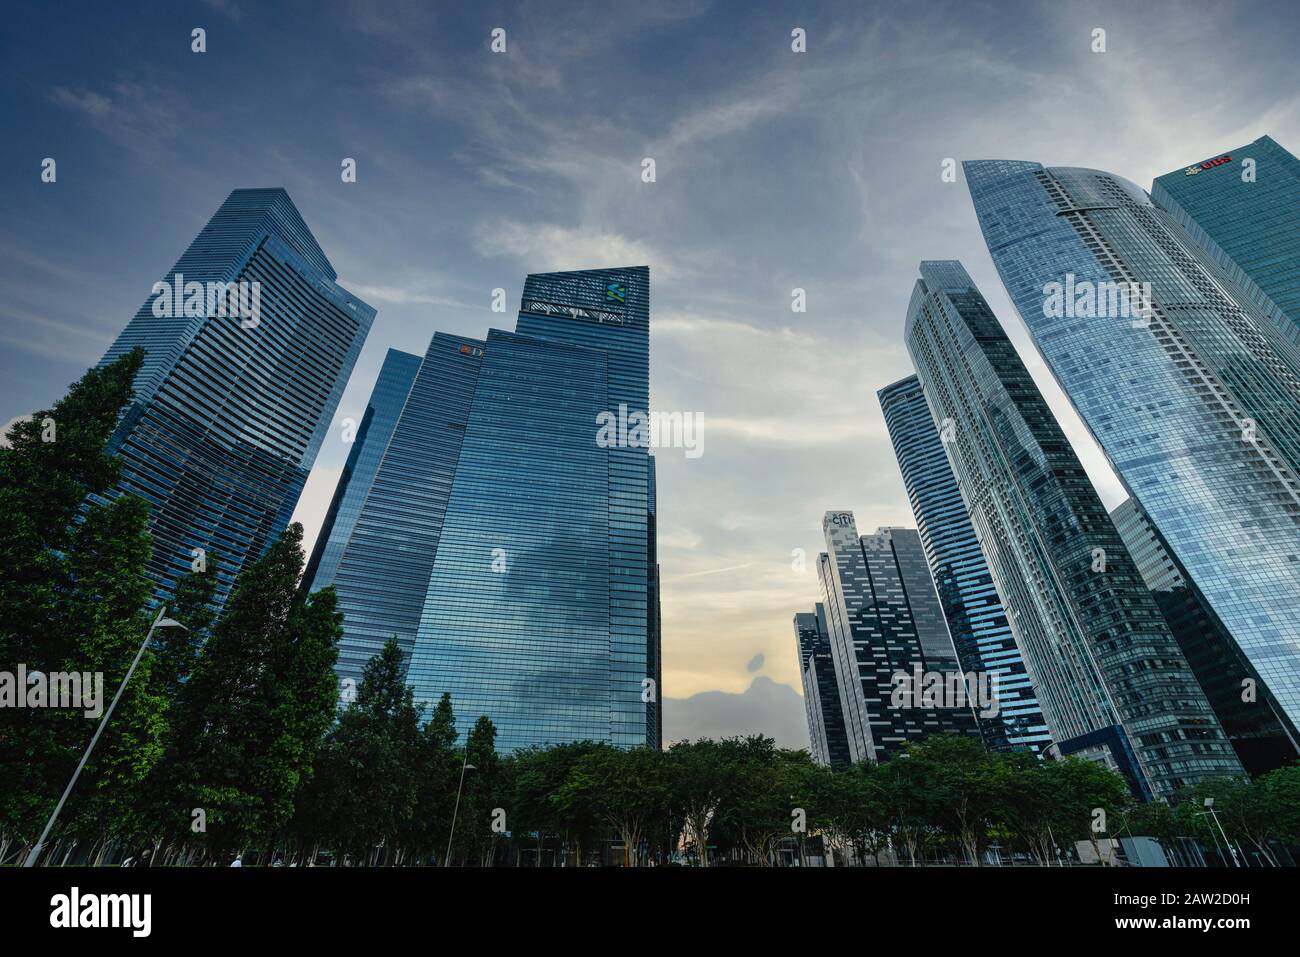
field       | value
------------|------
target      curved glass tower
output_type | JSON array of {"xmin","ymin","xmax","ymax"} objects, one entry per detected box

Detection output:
[
  {"xmin": 904, "ymin": 260, "xmax": 1241, "ymax": 798},
  {"xmin": 965, "ymin": 159, "xmax": 1300, "ymax": 740}
]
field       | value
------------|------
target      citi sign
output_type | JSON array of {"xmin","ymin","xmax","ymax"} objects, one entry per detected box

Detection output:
[{"xmin": 1184, "ymin": 153, "xmax": 1231, "ymax": 175}]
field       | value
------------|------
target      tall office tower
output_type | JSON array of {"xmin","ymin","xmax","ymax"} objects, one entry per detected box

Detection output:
[
  {"xmin": 965, "ymin": 157, "xmax": 1300, "ymax": 743},
  {"xmin": 97, "ymin": 188, "xmax": 375, "ymax": 609},
  {"xmin": 878, "ymin": 374, "xmax": 1051, "ymax": 755},
  {"xmin": 816, "ymin": 512, "xmax": 980, "ymax": 763},
  {"xmin": 1111, "ymin": 498, "xmax": 1300, "ymax": 776},
  {"xmin": 647, "ymin": 455, "xmax": 663, "ymax": 749},
  {"xmin": 405, "ymin": 267, "xmax": 654, "ymax": 753},
  {"xmin": 299, "ymin": 339, "xmax": 488, "ymax": 684},
  {"xmin": 302, "ymin": 348, "xmax": 421, "ymax": 598},
  {"xmin": 793, "ymin": 604, "xmax": 851, "ymax": 766},
  {"xmin": 904, "ymin": 260, "xmax": 1242, "ymax": 799},
  {"xmin": 1153, "ymin": 135, "xmax": 1300, "ymax": 342}
]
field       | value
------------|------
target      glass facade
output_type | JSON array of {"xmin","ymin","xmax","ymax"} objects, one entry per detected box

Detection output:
[
  {"xmin": 302, "ymin": 347, "xmax": 422, "ymax": 597},
  {"xmin": 647, "ymin": 454, "xmax": 662, "ymax": 749},
  {"xmin": 965, "ymin": 158, "xmax": 1300, "ymax": 742},
  {"xmin": 1111, "ymin": 497, "xmax": 1300, "ymax": 776},
  {"xmin": 311, "ymin": 333, "xmax": 484, "ymax": 683},
  {"xmin": 403, "ymin": 267, "xmax": 655, "ymax": 753},
  {"xmin": 878, "ymin": 374, "xmax": 1051, "ymax": 754},
  {"xmin": 794, "ymin": 604, "xmax": 851, "ymax": 766},
  {"xmin": 1153, "ymin": 135, "xmax": 1300, "ymax": 344},
  {"xmin": 817, "ymin": 511, "xmax": 980, "ymax": 763},
  {"xmin": 96, "ymin": 188, "xmax": 374, "ymax": 610},
  {"xmin": 905, "ymin": 260, "xmax": 1242, "ymax": 798}
]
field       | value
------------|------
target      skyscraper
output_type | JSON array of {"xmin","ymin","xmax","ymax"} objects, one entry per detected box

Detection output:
[
  {"xmin": 817, "ymin": 512, "xmax": 980, "ymax": 763},
  {"xmin": 965, "ymin": 157, "xmax": 1300, "ymax": 742},
  {"xmin": 647, "ymin": 455, "xmax": 663, "ymax": 749},
  {"xmin": 302, "ymin": 347, "xmax": 422, "ymax": 600},
  {"xmin": 97, "ymin": 188, "xmax": 375, "ymax": 610},
  {"xmin": 904, "ymin": 259, "xmax": 1242, "ymax": 799},
  {"xmin": 300, "ymin": 340, "xmax": 482, "ymax": 685},
  {"xmin": 878, "ymin": 374, "xmax": 1051, "ymax": 755},
  {"xmin": 794, "ymin": 604, "xmax": 851, "ymax": 766},
  {"xmin": 1152, "ymin": 135, "xmax": 1300, "ymax": 343},
  {"xmin": 1111, "ymin": 497, "xmax": 1299, "ymax": 776},
  {"xmin": 387, "ymin": 267, "xmax": 655, "ymax": 753}
]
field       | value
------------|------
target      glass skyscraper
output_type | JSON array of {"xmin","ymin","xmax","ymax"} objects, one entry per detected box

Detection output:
[
  {"xmin": 965, "ymin": 157, "xmax": 1300, "ymax": 743},
  {"xmin": 794, "ymin": 604, "xmax": 851, "ymax": 766},
  {"xmin": 303, "ymin": 347, "xmax": 422, "ymax": 598},
  {"xmin": 817, "ymin": 511, "xmax": 980, "ymax": 763},
  {"xmin": 97, "ymin": 188, "xmax": 375, "ymax": 609},
  {"xmin": 1152, "ymin": 135, "xmax": 1300, "ymax": 344},
  {"xmin": 1111, "ymin": 497, "xmax": 1299, "ymax": 776},
  {"xmin": 299, "ymin": 340, "xmax": 482, "ymax": 685},
  {"xmin": 904, "ymin": 260, "xmax": 1242, "ymax": 799},
  {"xmin": 878, "ymin": 374, "xmax": 1051, "ymax": 755},
  {"xmin": 312, "ymin": 267, "xmax": 653, "ymax": 753}
]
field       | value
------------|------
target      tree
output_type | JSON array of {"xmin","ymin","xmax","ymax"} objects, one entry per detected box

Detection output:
[
  {"xmin": 0, "ymin": 348, "xmax": 165, "ymax": 865},
  {"xmin": 161, "ymin": 524, "xmax": 341, "ymax": 861},
  {"xmin": 902, "ymin": 735, "xmax": 1000, "ymax": 865},
  {"xmin": 513, "ymin": 741, "xmax": 604, "ymax": 866},
  {"xmin": 1178, "ymin": 772, "xmax": 1287, "ymax": 866},
  {"xmin": 295, "ymin": 639, "xmax": 421, "ymax": 865},
  {"xmin": 667, "ymin": 737, "xmax": 746, "ymax": 867},
  {"xmin": 403, "ymin": 692, "xmax": 461, "ymax": 865},
  {"xmin": 721, "ymin": 739, "xmax": 813, "ymax": 866},
  {"xmin": 450, "ymin": 715, "xmax": 500, "ymax": 866},
  {"xmin": 557, "ymin": 746, "xmax": 669, "ymax": 867}
]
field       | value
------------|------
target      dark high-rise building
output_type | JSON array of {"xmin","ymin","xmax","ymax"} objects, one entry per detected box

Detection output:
[
  {"xmin": 904, "ymin": 259, "xmax": 1242, "ymax": 799},
  {"xmin": 1111, "ymin": 497, "xmax": 1300, "ymax": 776},
  {"xmin": 965, "ymin": 158, "xmax": 1300, "ymax": 744},
  {"xmin": 817, "ymin": 511, "xmax": 980, "ymax": 763},
  {"xmin": 1152, "ymin": 135, "xmax": 1300, "ymax": 344},
  {"xmin": 794, "ymin": 604, "xmax": 851, "ymax": 766},
  {"xmin": 878, "ymin": 374, "xmax": 1051, "ymax": 755},
  {"xmin": 388, "ymin": 267, "xmax": 655, "ymax": 753},
  {"xmin": 97, "ymin": 188, "xmax": 374, "ymax": 610}
]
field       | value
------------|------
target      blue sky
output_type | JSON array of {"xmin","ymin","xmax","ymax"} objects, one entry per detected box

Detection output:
[{"xmin": 3, "ymin": 0, "xmax": 1297, "ymax": 747}]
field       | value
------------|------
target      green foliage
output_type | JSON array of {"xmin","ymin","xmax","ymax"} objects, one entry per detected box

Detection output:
[
  {"xmin": 159, "ymin": 523, "xmax": 341, "ymax": 858},
  {"xmin": 0, "ymin": 348, "xmax": 165, "ymax": 861},
  {"xmin": 292, "ymin": 638, "xmax": 420, "ymax": 863}
]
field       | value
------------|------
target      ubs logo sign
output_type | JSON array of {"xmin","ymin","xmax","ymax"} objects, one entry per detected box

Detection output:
[{"xmin": 1185, "ymin": 153, "xmax": 1232, "ymax": 175}]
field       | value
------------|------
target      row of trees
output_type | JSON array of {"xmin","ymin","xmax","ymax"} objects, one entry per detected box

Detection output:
[{"xmin": 3, "ymin": 351, "xmax": 1298, "ymax": 867}]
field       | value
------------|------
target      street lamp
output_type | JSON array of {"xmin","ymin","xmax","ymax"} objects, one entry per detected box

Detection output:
[
  {"xmin": 443, "ymin": 751, "xmax": 476, "ymax": 867},
  {"xmin": 24, "ymin": 606, "xmax": 187, "ymax": 867},
  {"xmin": 1197, "ymin": 797, "xmax": 1240, "ymax": 868}
]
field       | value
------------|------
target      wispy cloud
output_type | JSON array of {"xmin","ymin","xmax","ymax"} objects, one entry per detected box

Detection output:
[{"xmin": 49, "ymin": 81, "xmax": 183, "ymax": 148}]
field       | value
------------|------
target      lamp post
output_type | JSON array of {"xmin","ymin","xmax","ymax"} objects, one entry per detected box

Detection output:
[
  {"xmin": 444, "ymin": 751, "xmax": 476, "ymax": 867},
  {"xmin": 1198, "ymin": 797, "xmax": 1240, "ymax": 868},
  {"xmin": 24, "ymin": 606, "xmax": 187, "ymax": 867}
]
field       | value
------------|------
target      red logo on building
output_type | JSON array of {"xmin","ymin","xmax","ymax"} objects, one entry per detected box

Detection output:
[{"xmin": 1185, "ymin": 154, "xmax": 1232, "ymax": 175}]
